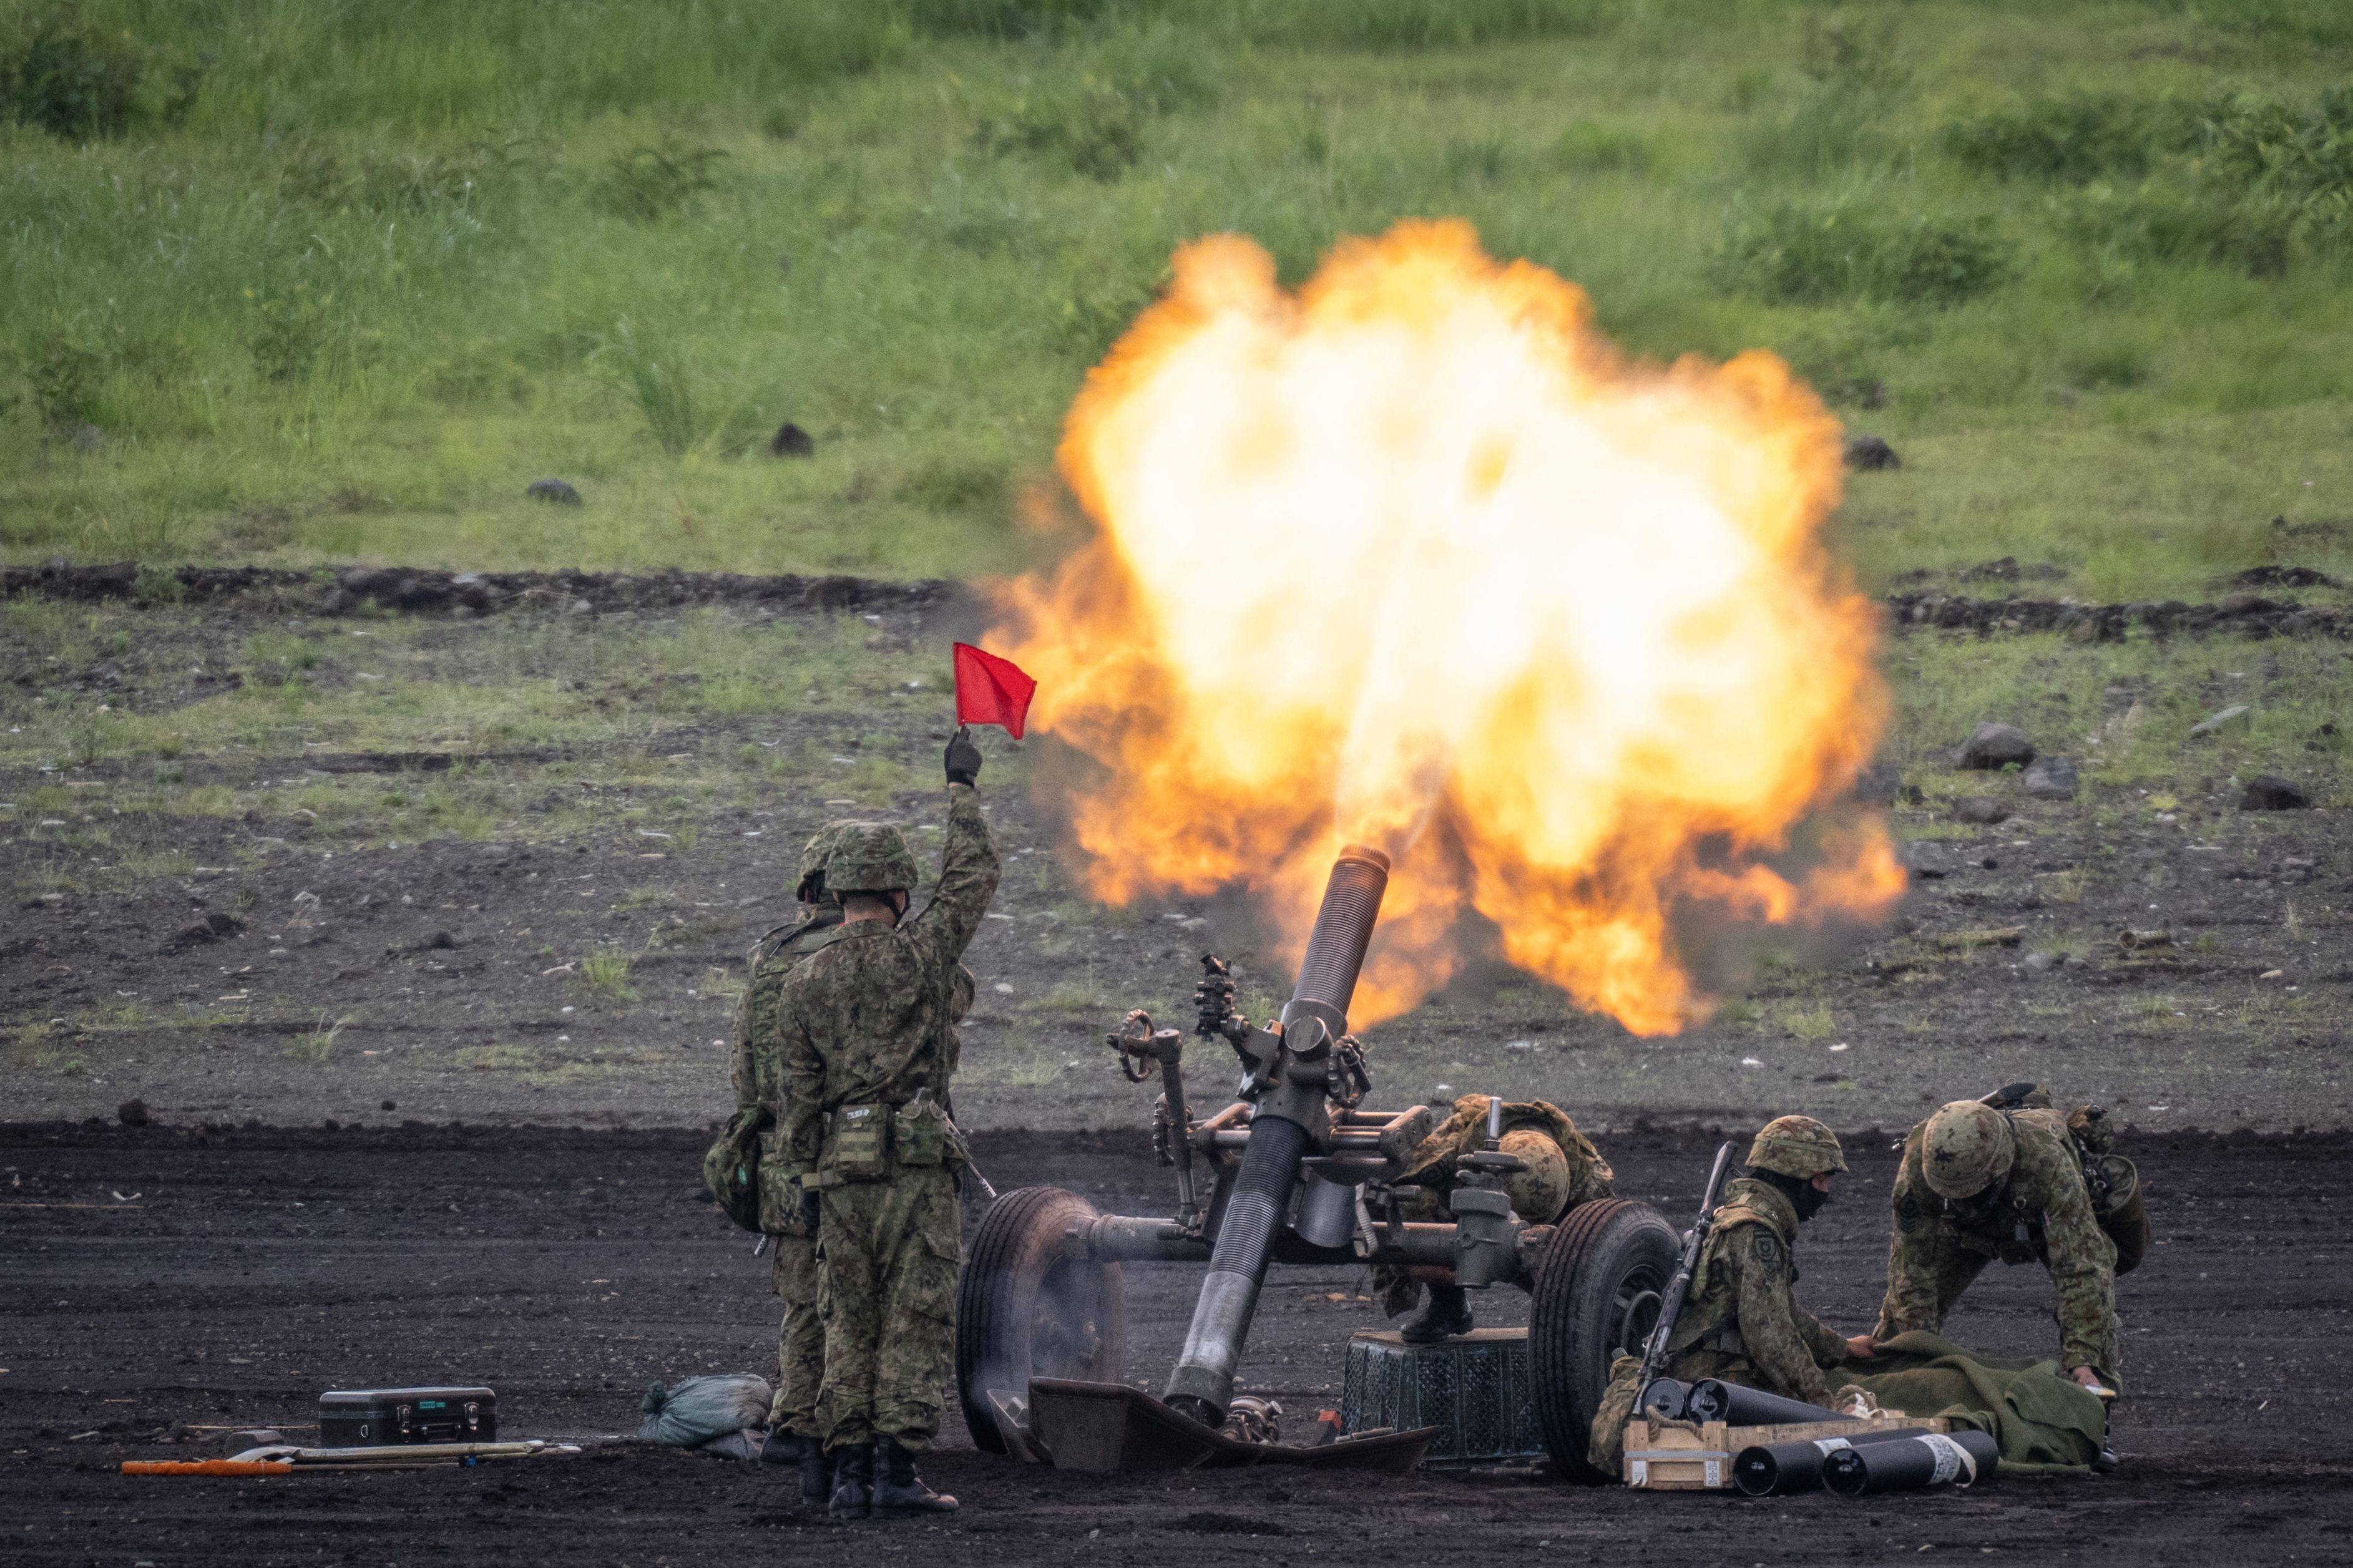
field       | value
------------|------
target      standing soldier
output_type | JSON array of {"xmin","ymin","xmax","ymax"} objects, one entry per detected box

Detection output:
[
  {"xmin": 776, "ymin": 728, "xmax": 999, "ymax": 1519},
  {"xmin": 1588, "ymin": 1116, "xmax": 1865, "ymax": 1474},
  {"xmin": 1869, "ymin": 1095, "xmax": 2121, "ymax": 1392},
  {"xmin": 732, "ymin": 828, "xmax": 850, "ymax": 1504}
]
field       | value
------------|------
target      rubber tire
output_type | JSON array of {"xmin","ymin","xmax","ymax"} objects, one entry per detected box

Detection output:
[
  {"xmin": 1527, "ymin": 1196, "xmax": 1679, "ymax": 1484},
  {"xmin": 954, "ymin": 1186, "xmax": 1127, "ymax": 1456}
]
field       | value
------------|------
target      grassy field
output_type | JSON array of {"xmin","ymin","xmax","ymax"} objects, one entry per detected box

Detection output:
[{"xmin": 4, "ymin": 0, "xmax": 2353, "ymax": 595}]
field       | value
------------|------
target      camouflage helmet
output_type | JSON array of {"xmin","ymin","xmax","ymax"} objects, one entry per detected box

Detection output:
[
  {"xmin": 824, "ymin": 824, "xmax": 921, "ymax": 894},
  {"xmin": 1499, "ymin": 1128, "xmax": 1574, "ymax": 1224},
  {"xmin": 1747, "ymin": 1114, "xmax": 1847, "ymax": 1179},
  {"xmin": 1922, "ymin": 1099, "xmax": 2015, "ymax": 1199},
  {"xmin": 796, "ymin": 824, "xmax": 854, "ymax": 899}
]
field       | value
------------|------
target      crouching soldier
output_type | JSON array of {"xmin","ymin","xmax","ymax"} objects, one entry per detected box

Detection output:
[
  {"xmin": 776, "ymin": 729, "xmax": 999, "ymax": 1519},
  {"xmin": 1588, "ymin": 1116, "xmax": 1864, "ymax": 1474},
  {"xmin": 1869, "ymin": 1093, "xmax": 2123, "ymax": 1393},
  {"xmin": 1374, "ymin": 1096, "xmax": 1616, "ymax": 1342}
]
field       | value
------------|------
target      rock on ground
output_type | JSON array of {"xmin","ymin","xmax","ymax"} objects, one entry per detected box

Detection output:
[
  {"xmin": 1843, "ymin": 434, "xmax": 1900, "ymax": 470},
  {"xmin": 1954, "ymin": 722, "xmax": 2036, "ymax": 770},
  {"xmin": 2240, "ymin": 775, "xmax": 2311, "ymax": 811},
  {"xmin": 2023, "ymin": 756, "xmax": 2079, "ymax": 800}
]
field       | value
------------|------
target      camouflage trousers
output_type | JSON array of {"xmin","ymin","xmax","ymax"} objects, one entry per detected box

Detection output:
[
  {"xmin": 815, "ymin": 1167, "xmax": 961, "ymax": 1451},
  {"xmin": 768, "ymin": 1232, "xmax": 823, "ymax": 1436}
]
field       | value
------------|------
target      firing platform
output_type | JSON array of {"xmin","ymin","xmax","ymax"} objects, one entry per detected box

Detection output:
[{"xmin": 1339, "ymin": 1328, "xmax": 1547, "ymax": 1469}]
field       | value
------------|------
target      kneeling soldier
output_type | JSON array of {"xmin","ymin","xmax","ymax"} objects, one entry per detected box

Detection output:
[{"xmin": 1589, "ymin": 1116, "xmax": 1863, "ymax": 1474}]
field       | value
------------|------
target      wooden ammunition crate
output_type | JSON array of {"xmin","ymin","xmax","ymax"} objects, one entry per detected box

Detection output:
[{"xmin": 1622, "ymin": 1415, "xmax": 1951, "ymax": 1491}]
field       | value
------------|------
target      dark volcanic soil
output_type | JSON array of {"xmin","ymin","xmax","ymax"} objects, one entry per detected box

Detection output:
[{"xmin": 4, "ymin": 1122, "xmax": 2347, "ymax": 1565}]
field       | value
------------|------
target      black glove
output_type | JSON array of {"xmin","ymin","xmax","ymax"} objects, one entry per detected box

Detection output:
[
  {"xmin": 945, "ymin": 725, "xmax": 982, "ymax": 787},
  {"xmin": 798, "ymin": 1187, "xmax": 821, "ymax": 1234}
]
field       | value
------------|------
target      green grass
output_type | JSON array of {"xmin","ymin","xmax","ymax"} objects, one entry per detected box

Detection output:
[{"xmin": 2, "ymin": 1, "xmax": 2352, "ymax": 593}]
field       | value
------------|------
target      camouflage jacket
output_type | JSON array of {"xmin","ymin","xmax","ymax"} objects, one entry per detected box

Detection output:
[
  {"xmin": 1877, "ymin": 1106, "xmax": 2118, "ymax": 1375},
  {"xmin": 1667, "ymin": 1177, "xmax": 1848, "ymax": 1405},
  {"xmin": 774, "ymin": 785, "xmax": 999, "ymax": 1183}
]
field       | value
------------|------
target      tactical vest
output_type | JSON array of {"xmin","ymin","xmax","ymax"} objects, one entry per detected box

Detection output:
[{"xmin": 1667, "ymin": 1204, "xmax": 1786, "ymax": 1360}]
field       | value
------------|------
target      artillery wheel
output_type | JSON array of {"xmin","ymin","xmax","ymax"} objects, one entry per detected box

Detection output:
[
  {"xmin": 1527, "ymin": 1196, "xmax": 1678, "ymax": 1483},
  {"xmin": 955, "ymin": 1186, "xmax": 1127, "ymax": 1456}
]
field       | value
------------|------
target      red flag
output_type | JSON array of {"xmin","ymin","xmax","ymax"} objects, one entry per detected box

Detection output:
[{"xmin": 952, "ymin": 643, "xmax": 1037, "ymax": 739}]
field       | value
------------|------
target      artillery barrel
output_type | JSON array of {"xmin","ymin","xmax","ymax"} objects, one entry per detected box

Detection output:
[{"xmin": 1163, "ymin": 844, "xmax": 1390, "ymax": 1425}]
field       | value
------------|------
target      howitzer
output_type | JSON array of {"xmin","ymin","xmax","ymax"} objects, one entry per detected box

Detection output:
[
  {"xmin": 1631, "ymin": 1139, "xmax": 1737, "ymax": 1403},
  {"xmin": 953, "ymin": 845, "xmax": 1680, "ymax": 1481}
]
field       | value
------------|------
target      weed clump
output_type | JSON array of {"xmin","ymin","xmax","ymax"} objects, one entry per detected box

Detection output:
[
  {"xmin": 0, "ymin": 3, "xmax": 200, "ymax": 140},
  {"xmin": 1944, "ymin": 94, "xmax": 2175, "ymax": 182},
  {"xmin": 593, "ymin": 136, "xmax": 726, "ymax": 222},
  {"xmin": 1716, "ymin": 205, "xmax": 2013, "ymax": 307}
]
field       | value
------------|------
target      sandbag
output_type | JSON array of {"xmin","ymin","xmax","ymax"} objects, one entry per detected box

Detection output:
[{"xmin": 638, "ymin": 1374, "xmax": 773, "ymax": 1449}]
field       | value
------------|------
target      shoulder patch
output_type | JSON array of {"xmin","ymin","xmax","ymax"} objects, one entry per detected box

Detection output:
[
  {"xmin": 1895, "ymin": 1190, "xmax": 1921, "ymax": 1234},
  {"xmin": 1750, "ymin": 1229, "xmax": 1781, "ymax": 1267}
]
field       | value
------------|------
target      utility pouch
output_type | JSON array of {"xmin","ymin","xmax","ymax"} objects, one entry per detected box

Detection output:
[
  {"xmin": 894, "ymin": 1098, "xmax": 951, "ymax": 1167},
  {"xmin": 826, "ymin": 1103, "xmax": 891, "ymax": 1182}
]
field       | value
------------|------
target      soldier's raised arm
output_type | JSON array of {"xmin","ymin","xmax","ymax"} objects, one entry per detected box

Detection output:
[{"xmin": 906, "ymin": 731, "xmax": 1000, "ymax": 969}]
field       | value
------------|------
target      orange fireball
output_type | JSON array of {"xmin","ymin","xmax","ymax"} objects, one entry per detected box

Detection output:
[{"xmin": 994, "ymin": 220, "xmax": 1902, "ymax": 1037}]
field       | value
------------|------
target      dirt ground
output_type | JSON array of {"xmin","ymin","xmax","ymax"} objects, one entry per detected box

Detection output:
[
  {"xmin": 4, "ymin": 1121, "xmax": 2348, "ymax": 1566},
  {"xmin": 4, "ymin": 595, "xmax": 2348, "ymax": 1137}
]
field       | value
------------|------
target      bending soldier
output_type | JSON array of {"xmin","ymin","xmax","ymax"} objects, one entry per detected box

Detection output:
[
  {"xmin": 1869, "ymin": 1096, "xmax": 2121, "ymax": 1391},
  {"xmin": 733, "ymin": 827, "xmax": 849, "ymax": 1502},
  {"xmin": 1589, "ymin": 1116, "xmax": 1864, "ymax": 1474},
  {"xmin": 776, "ymin": 728, "xmax": 1000, "ymax": 1519},
  {"xmin": 1374, "ymin": 1096, "xmax": 1615, "ymax": 1342}
]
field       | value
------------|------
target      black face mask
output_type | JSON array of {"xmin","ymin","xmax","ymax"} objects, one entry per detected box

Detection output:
[{"xmin": 1751, "ymin": 1166, "xmax": 1830, "ymax": 1223}]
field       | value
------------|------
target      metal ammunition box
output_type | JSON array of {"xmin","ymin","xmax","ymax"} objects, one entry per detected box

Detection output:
[{"xmin": 318, "ymin": 1386, "xmax": 496, "ymax": 1448}]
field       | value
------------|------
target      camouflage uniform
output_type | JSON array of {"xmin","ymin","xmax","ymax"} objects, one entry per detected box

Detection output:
[
  {"xmin": 772, "ymin": 785, "xmax": 1000, "ymax": 1452},
  {"xmin": 1874, "ymin": 1105, "xmax": 2121, "ymax": 1385},
  {"xmin": 729, "ymin": 829, "xmax": 856, "ymax": 1437},
  {"xmin": 1375, "ymin": 1097, "xmax": 1615, "ymax": 1318},
  {"xmin": 1656, "ymin": 1175, "xmax": 1850, "ymax": 1403},
  {"xmin": 1589, "ymin": 1116, "xmax": 1849, "ymax": 1476}
]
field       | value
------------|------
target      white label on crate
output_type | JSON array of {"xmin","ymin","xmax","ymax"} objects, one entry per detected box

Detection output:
[
  {"xmin": 1704, "ymin": 1459, "xmax": 1722, "ymax": 1488},
  {"xmin": 1920, "ymin": 1433, "xmax": 1971, "ymax": 1486},
  {"xmin": 1630, "ymin": 1460, "xmax": 1648, "ymax": 1487},
  {"xmin": 1812, "ymin": 1436, "xmax": 1853, "ymax": 1454}
]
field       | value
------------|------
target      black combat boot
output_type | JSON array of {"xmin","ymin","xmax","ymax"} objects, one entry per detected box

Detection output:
[
  {"xmin": 1399, "ymin": 1283, "xmax": 1474, "ymax": 1344},
  {"xmin": 826, "ymin": 1441, "xmax": 873, "ymax": 1520},
  {"xmin": 870, "ymin": 1434, "xmax": 958, "ymax": 1519},
  {"xmin": 760, "ymin": 1430, "xmax": 835, "ymax": 1507}
]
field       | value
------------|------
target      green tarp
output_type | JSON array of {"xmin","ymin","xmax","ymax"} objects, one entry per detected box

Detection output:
[{"xmin": 1838, "ymin": 1330, "xmax": 2106, "ymax": 1474}]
